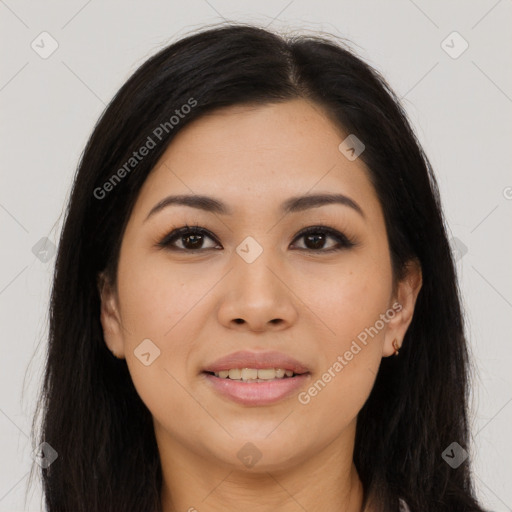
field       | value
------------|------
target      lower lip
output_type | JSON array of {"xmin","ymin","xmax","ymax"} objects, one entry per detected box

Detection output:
[{"xmin": 203, "ymin": 373, "xmax": 310, "ymax": 406}]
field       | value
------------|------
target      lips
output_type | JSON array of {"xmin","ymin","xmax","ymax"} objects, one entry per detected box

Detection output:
[
  {"xmin": 202, "ymin": 350, "xmax": 311, "ymax": 406},
  {"xmin": 202, "ymin": 350, "xmax": 310, "ymax": 375}
]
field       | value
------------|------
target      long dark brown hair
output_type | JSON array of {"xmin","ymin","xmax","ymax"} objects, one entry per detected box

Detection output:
[{"xmin": 29, "ymin": 22, "xmax": 489, "ymax": 512}]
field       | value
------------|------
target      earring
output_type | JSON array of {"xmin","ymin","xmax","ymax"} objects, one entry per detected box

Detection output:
[{"xmin": 392, "ymin": 338, "xmax": 401, "ymax": 356}]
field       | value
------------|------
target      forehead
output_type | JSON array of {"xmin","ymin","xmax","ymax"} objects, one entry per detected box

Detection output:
[{"xmin": 132, "ymin": 99, "xmax": 382, "ymax": 221}]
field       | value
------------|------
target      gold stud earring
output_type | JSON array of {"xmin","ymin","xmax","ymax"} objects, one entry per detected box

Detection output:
[{"xmin": 392, "ymin": 338, "xmax": 401, "ymax": 356}]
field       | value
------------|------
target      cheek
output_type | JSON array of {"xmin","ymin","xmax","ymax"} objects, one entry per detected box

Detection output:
[
  {"xmin": 116, "ymin": 252, "xmax": 204, "ymax": 340},
  {"xmin": 116, "ymin": 258, "xmax": 208, "ymax": 427},
  {"xmin": 114, "ymin": 254, "xmax": 202, "ymax": 395},
  {"xmin": 297, "ymin": 351, "xmax": 379, "ymax": 444},
  {"xmin": 309, "ymin": 255, "xmax": 392, "ymax": 345},
  {"xmin": 295, "ymin": 253, "xmax": 391, "ymax": 430}
]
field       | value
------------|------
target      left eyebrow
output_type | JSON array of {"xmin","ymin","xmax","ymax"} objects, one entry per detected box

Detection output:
[
  {"xmin": 144, "ymin": 192, "xmax": 366, "ymax": 222},
  {"xmin": 282, "ymin": 193, "xmax": 365, "ymax": 219}
]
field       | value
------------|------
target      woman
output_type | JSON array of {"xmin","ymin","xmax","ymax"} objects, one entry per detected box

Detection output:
[{"xmin": 30, "ymin": 23, "xmax": 490, "ymax": 511}]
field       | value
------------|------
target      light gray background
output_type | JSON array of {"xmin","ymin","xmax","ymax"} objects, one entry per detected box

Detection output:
[{"xmin": 1, "ymin": 1, "xmax": 511, "ymax": 510}]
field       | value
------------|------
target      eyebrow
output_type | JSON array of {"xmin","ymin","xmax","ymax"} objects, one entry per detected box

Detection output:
[{"xmin": 145, "ymin": 192, "xmax": 365, "ymax": 221}]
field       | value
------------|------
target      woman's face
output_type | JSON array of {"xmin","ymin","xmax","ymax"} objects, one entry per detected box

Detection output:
[{"xmin": 100, "ymin": 98, "xmax": 421, "ymax": 474}]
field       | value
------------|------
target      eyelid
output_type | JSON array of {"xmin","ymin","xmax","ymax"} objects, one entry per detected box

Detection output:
[
  {"xmin": 292, "ymin": 225, "xmax": 356, "ymax": 249},
  {"xmin": 156, "ymin": 223, "xmax": 357, "ymax": 252},
  {"xmin": 156, "ymin": 224, "xmax": 220, "ymax": 249}
]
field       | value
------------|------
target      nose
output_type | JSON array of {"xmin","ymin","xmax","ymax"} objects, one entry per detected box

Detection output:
[{"xmin": 216, "ymin": 248, "xmax": 299, "ymax": 333}]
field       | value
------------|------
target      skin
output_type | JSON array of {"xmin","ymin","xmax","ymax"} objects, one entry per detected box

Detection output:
[{"xmin": 99, "ymin": 98, "xmax": 422, "ymax": 512}]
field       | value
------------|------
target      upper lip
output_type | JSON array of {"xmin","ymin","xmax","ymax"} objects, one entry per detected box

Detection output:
[{"xmin": 203, "ymin": 350, "xmax": 310, "ymax": 374}]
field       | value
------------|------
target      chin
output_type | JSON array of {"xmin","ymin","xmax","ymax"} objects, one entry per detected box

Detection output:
[{"xmin": 207, "ymin": 434, "xmax": 308, "ymax": 473}]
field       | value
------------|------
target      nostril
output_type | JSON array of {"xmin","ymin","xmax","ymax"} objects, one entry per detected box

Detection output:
[{"xmin": 233, "ymin": 318, "xmax": 244, "ymax": 324}]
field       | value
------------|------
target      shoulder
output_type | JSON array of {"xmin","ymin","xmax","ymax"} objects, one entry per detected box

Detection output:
[{"xmin": 398, "ymin": 498, "xmax": 411, "ymax": 512}]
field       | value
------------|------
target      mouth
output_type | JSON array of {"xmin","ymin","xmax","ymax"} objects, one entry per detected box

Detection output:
[
  {"xmin": 203, "ymin": 367, "xmax": 305, "ymax": 382},
  {"xmin": 201, "ymin": 351, "xmax": 311, "ymax": 406}
]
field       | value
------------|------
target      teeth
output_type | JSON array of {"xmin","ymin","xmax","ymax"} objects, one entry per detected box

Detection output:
[
  {"xmin": 212, "ymin": 368, "xmax": 297, "ymax": 381},
  {"xmin": 257, "ymin": 368, "xmax": 276, "ymax": 380},
  {"xmin": 241, "ymin": 368, "xmax": 258, "ymax": 380},
  {"xmin": 228, "ymin": 369, "xmax": 241, "ymax": 379}
]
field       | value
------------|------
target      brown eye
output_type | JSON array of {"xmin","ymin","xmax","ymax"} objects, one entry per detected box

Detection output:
[
  {"xmin": 291, "ymin": 226, "xmax": 356, "ymax": 252},
  {"xmin": 158, "ymin": 225, "xmax": 220, "ymax": 251},
  {"xmin": 157, "ymin": 224, "xmax": 356, "ymax": 253}
]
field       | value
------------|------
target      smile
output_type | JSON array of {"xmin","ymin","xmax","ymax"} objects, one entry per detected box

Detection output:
[
  {"xmin": 203, "ymin": 371, "xmax": 310, "ymax": 406},
  {"xmin": 202, "ymin": 350, "xmax": 311, "ymax": 405},
  {"xmin": 210, "ymin": 368, "xmax": 297, "ymax": 381}
]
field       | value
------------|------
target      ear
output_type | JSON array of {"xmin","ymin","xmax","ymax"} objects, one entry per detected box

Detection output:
[
  {"xmin": 382, "ymin": 258, "xmax": 423, "ymax": 357},
  {"xmin": 97, "ymin": 271, "xmax": 126, "ymax": 359}
]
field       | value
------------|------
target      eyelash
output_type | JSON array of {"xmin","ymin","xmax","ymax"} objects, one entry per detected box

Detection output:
[{"xmin": 156, "ymin": 224, "xmax": 357, "ymax": 253}]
